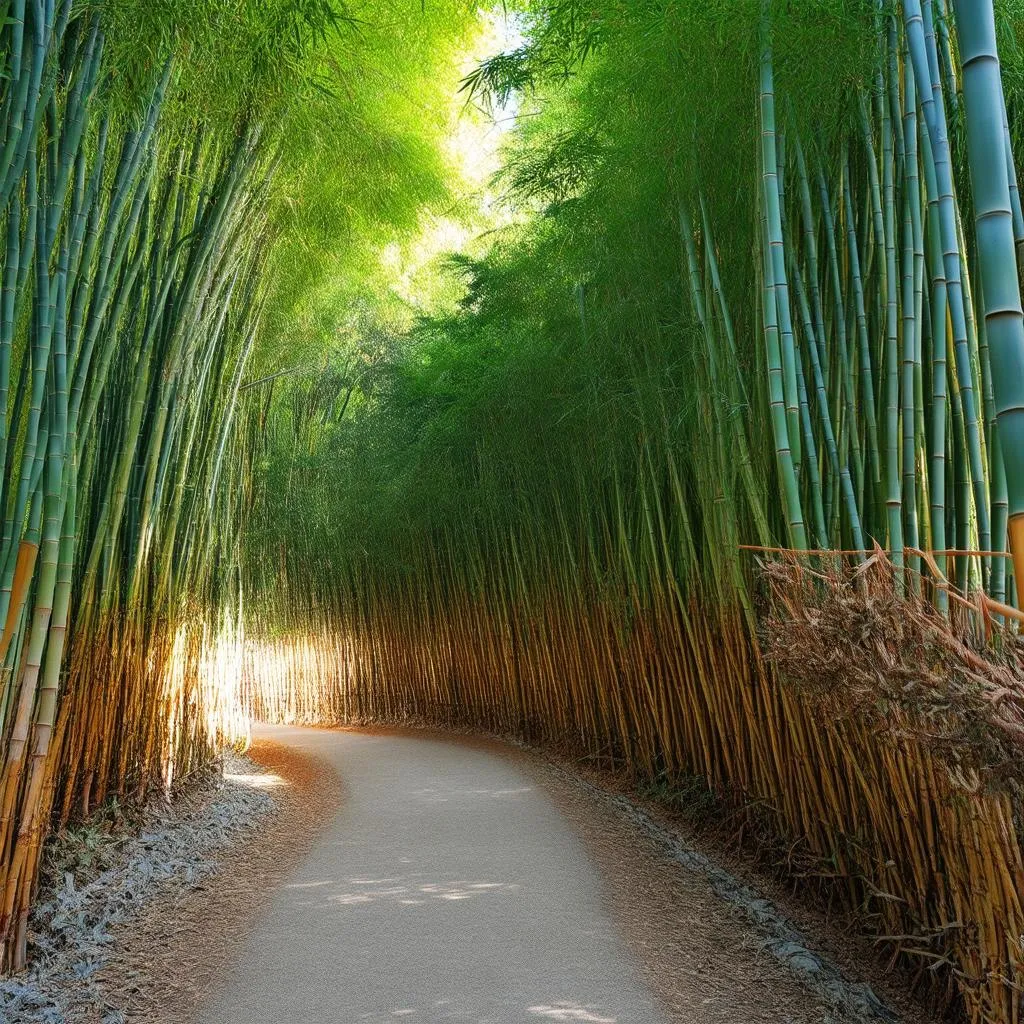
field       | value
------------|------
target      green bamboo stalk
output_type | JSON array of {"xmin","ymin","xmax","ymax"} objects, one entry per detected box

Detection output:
[
  {"xmin": 901, "ymin": 62, "xmax": 921, "ymax": 582},
  {"xmin": 953, "ymin": 0, "xmax": 1024, "ymax": 605},
  {"xmin": 906, "ymin": 0, "xmax": 992, "ymax": 570},
  {"xmin": 760, "ymin": 26, "xmax": 803, "ymax": 484}
]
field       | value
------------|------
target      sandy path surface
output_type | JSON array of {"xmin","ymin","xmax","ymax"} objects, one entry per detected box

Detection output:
[{"xmin": 195, "ymin": 725, "xmax": 672, "ymax": 1024}]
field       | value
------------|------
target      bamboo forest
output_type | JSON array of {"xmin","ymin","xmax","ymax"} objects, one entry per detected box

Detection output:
[{"xmin": 3, "ymin": 1, "xmax": 1024, "ymax": 1022}]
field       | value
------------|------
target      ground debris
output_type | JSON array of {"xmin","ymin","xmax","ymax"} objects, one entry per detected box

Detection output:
[{"xmin": 0, "ymin": 754, "xmax": 276, "ymax": 1024}]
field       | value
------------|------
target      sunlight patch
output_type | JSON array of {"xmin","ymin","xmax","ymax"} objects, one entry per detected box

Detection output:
[
  {"xmin": 224, "ymin": 772, "xmax": 287, "ymax": 790},
  {"xmin": 528, "ymin": 1005, "xmax": 616, "ymax": 1023}
]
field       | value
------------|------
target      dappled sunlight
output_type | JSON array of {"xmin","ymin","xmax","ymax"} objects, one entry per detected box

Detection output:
[
  {"xmin": 370, "ymin": 8, "xmax": 524, "ymax": 317},
  {"xmin": 345, "ymin": 1000, "xmax": 617, "ymax": 1022},
  {"xmin": 528, "ymin": 1006, "xmax": 616, "ymax": 1023},
  {"xmin": 224, "ymin": 772, "xmax": 288, "ymax": 790},
  {"xmin": 410, "ymin": 785, "xmax": 533, "ymax": 802},
  {"xmin": 283, "ymin": 876, "xmax": 521, "ymax": 910}
]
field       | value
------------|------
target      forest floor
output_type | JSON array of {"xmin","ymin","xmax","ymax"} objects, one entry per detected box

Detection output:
[{"xmin": 5, "ymin": 725, "xmax": 934, "ymax": 1024}]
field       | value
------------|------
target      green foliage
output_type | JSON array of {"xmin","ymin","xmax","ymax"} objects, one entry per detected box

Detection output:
[
  {"xmin": 245, "ymin": 0, "xmax": 1024, "ymax": 621},
  {"xmin": 255, "ymin": 1, "xmax": 482, "ymax": 366},
  {"xmin": 79, "ymin": 0, "xmax": 480, "ymax": 372},
  {"xmin": 85, "ymin": 0, "xmax": 350, "ymax": 123},
  {"xmin": 245, "ymin": 0, "xmax": 781, "ymax": 601}
]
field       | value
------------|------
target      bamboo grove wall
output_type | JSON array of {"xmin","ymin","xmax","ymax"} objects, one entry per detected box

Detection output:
[
  {"xmin": 0, "ymin": 4, "xmax": 262, "ymax": 968},
  {"xmin": 243, "ymin": 570, "xmax": 1024, "ymax": 1024}
]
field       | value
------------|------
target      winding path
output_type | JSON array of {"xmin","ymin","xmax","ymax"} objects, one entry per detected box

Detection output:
[{"xmin": 196, "ymin": 726, "xmax": 669, "ymax": 1024}]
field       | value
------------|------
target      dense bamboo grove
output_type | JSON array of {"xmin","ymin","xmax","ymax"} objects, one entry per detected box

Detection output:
[
  {"xmin": 242, "ymin": 3, "xmax": 1024, "ymax": 1022},
  {"xmin": 0, "ymin": 6, "xmax": 265, "ymax": 967},
  {"xmin": 5, "ymin": 0, "xmax": 1024, "ymax": 1019},
  {"xmin": 0, "ymin": 0, "xmax": 478, "ymax": 971}
]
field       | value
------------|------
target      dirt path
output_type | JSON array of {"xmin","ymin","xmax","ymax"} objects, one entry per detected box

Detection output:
[{"xmin": 189, "ymin": 725, "xmax": 876, "ymax": 1024}]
